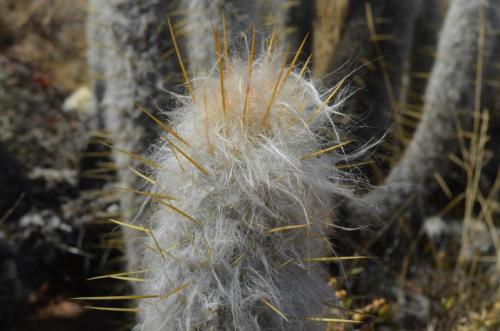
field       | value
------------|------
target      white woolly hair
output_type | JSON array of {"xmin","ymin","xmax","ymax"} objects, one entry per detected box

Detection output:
[{"xmin": 133, "ymin": 41, "xmax": 362, "ymax": 331}]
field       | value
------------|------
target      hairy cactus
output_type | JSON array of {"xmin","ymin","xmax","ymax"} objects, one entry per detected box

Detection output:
[
  {"xmin": 132, "ymin": 34, "xmax": 364, "ymax": 330},
  {"xmin": 359, "ymin": 0, "xmax": 500, "ymax": 224},
  {"xmin": 87, "ymin": 0, "xmax": 180, "ymax": 270},
  {"xmin": 315, "ymin": 0, "xmax": 423, "ymax": 140},
  {"xmin": 76, "ymin": 1, "xmax": 500, "ymax": 330}
]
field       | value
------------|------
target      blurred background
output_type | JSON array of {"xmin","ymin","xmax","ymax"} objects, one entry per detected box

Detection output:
[{"xmin": 0, "ymin": 1, "xmax": 127, "ymax": 330}]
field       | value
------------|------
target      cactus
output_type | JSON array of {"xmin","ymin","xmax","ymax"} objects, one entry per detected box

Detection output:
[
  {"xmin": 357, "ymin": 0, "xmax": 500, "ymax": 224},
  {"xmin": 131, "ymin": 29, "xmax": 364, "ymax": 330},
  {"xmin": 184, "ymin": 0, "xmax": 259, "ymax": 74},
  {"xmin": 86, "ymin": 0, "xmax": 181, "ymax": 271},
  {"xmin": 314, "ymin": 0, "xmax": 423, "ymax": 140}
]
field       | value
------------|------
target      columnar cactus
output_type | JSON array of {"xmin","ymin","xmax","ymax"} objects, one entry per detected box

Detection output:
[{"xmin": 132, "ymin": 32, "xmax": 363, "ymax": 330}]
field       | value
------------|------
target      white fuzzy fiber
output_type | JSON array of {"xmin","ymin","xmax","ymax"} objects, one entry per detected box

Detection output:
[{"xmin": 133, "ymin": 47, "xmax": 361, "ymax": 330}]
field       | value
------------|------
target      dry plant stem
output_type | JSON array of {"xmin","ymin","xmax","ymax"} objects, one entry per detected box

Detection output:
[
  {"xmin": 318, "ymin": 0, "xmax": 422, "ymax": 140},
  {"xmin": 313, "ymin": 0, "xmax": 349, "ymax": 77},
  {"xmin": 460, "ymin": 0, "xmax": 487, "ymax": 264},
  {"xmin": 361, "ymin": 0, "xmax": 500, "ymax": 225},
  {"xmin": 87, "ymin": 0, "xmax": 179, "ymax": 270}
]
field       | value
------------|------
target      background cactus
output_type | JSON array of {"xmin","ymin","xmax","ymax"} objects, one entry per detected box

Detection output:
[{"xmin": 87, "ymin": 0, "xmax": 181, "ymax": 271}]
